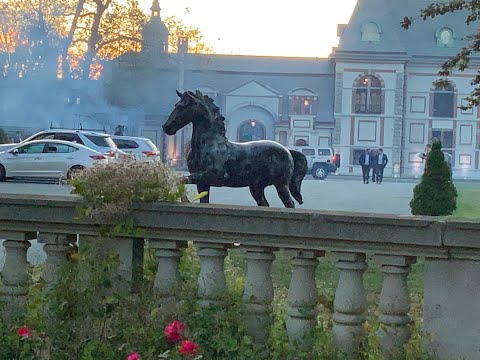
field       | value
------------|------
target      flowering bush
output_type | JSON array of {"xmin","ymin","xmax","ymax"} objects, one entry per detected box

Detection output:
[
  {"xmin": 0, "ymin": 245, "xmax": 432, "ymax": 360},
  {"xmin": 127, "ymin": 351, "xmax": 141, "ymax": 360},
  {"xmin": 69, "ymin": 160, "xmax": 187, "ymax": 225},
  {"xmin": 164, "ymin": 320, "xmax": 185, "ymax": 343},
  {"xmin": 17, "ymin": 327, "xmax": 29, "ymax": 338},
  {"xmin": 178, "ymin": 340, "xmax": 199, "ymax": 356}
]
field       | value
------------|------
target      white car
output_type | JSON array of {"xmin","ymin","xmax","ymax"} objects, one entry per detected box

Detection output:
[
  {"xmin": 0, "ymin": 140, "xmax": 109, "ymax": 181},
  {"xmin": 0, "ymin": 129, "xmax": 124, "ymax": 159},
  {"xmin": 111, "ymin": 135, "xmax": 161, "ymax": 161}
]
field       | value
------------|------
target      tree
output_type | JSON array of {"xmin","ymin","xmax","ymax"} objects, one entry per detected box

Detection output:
[
  {"xmin": 410, "ymin": 140, "xmax": 457, "ymax": 216},
  {"xmin": 401, "ymin": 1, "xmax": 480, "ymax": 110},
  {"xmin": 0, "ymin": 0, "xmax": 212, "ymax": 79},
  {"xmin": 164, "ymin": 16, "xmax": 212, "ymax": 54}
]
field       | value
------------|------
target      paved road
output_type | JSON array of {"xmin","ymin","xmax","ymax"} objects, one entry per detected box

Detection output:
[
  {"xmin": 0, "ymin": 177, "xmax": 473, "ymax": 267},
  {"xmin": 0, "ymin": 177, "xmax": 417, "ymax": 214}
]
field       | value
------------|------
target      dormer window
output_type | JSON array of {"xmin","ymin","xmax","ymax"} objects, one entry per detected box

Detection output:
[
  {"xmin": 436, "ymin": 27, "xmax": 454, "ymax": 47},
  {"xmin": 361, "ymin": 22, "xmax": 381, "ymax": 43}
]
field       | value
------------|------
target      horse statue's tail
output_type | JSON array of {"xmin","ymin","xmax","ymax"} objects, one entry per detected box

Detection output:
[{"xmin": 289, "ymin": 149, "xmax": 308, "ymax": 205}]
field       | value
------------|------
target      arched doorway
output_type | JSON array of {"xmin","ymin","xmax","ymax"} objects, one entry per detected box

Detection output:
[{"xmin": 238, "ymin": 120, "xmax": 265, "ymax": 142}]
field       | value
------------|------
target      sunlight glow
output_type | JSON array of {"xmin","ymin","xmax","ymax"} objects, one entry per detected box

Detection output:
[{"xmin": 139, "ymin": 0, "xmax": 358, "ymax": 58}]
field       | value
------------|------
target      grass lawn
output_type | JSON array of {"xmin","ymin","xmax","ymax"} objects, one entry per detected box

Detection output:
[{"xmin": 452, "ymin": 188, "xmax": 480, "ymax": 219}]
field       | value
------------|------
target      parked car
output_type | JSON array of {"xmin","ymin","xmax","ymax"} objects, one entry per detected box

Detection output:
[
  {"xmin": 0, "ymin": 129, "xmax": 125, "ymax": 159},
  {"xmin": 111, "ymin": 135, "xmax": 161, "ymax": 161},
  {"xmin": 288, "ymin": 146, "xmax": 339, "ymax": 180},
  {"xmin": 0, "ymin": 140, "xmax": 109, "ymax": 181}
]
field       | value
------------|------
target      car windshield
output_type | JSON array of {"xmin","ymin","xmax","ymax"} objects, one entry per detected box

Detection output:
[
  {"xmin": 145, "ymin": 140, "xmax": 159, "ymax": 151},
  {"xmin": 85, "ymin": 135, "xmax": 116, "ymax": 149}
]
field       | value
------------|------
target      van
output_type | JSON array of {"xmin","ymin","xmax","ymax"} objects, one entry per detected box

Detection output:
[{"xmin": 288, "ymin": 146, "xmax": 339, "ymax": 179}]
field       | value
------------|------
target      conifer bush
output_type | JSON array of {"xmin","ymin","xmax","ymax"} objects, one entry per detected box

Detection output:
[{"xmin": 410, "ymin": 140, "xmax": 457, "ymax": 215}]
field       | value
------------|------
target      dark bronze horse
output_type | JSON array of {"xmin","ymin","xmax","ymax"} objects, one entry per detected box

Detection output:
[{"xmin": 163, "ymin": 90, "xmax": 308, "ymax": 208}]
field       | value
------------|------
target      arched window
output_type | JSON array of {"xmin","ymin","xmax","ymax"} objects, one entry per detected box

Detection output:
[
  {"xmin": 288, "ymin": 89, "xmax": 318, "ymax": 115},
  {"xmin": 239, "ymin": 120, "xmax": 265, "ymax": 142},
  {"xmin": 361, "ymin": 22, "xmax": 381, "ymax": 42},
  {"xmin": 432, "ymin": 82, "xmax": 455, "ymax": 118},
  {"xmin": 353, "ymin": 75, "xmax": 382, "ymax": 114}
]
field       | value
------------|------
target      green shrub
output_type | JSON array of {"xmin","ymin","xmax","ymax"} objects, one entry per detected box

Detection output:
[
  {"xmin": 410, "ymin": 140, "xmax": 457, "ymax": 216},
  {"xmin": 69, "ymin": 160, "xmax": 187, "ymax": 233}
]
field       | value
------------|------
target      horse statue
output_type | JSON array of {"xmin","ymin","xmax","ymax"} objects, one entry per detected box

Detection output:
[{"xmin": 163, "ymin": 90, "xmax": 308, "ymax": 208}]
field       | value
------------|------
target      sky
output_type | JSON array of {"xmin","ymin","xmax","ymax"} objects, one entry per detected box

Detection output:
[{"xmin": 139, "ymin": 0, "xmax": 358, "ymax": 58}]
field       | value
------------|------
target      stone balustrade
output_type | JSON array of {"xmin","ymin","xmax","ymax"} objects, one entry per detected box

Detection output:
[{"xmin": 1, "ymin": 194, "xmax": 480, "ymax": 359}]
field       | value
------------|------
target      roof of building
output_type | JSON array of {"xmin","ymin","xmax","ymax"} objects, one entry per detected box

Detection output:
[{"xmin": 335, "ymin": 0, "xmax": 474, "ymax": 60}]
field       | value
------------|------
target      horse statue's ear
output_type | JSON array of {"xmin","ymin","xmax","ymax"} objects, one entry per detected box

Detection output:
[{"xmin": 176, "ymin": 90, "xmax": 182, "ymax": 98}]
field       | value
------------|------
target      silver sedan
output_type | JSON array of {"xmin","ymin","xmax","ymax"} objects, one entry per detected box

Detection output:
[{"xmin": 0, "ymin": 140, "xmax": 109, "ymax": 181}]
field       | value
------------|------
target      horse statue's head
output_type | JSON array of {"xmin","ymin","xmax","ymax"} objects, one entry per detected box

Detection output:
[{"xmin": 163, "ymin": 90, "xmax": 225, "ymax": 136}]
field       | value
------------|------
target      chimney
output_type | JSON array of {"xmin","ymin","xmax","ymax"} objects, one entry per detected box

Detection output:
[{"xmin": 178, "ymin": 37, "xmax": 188, "ymax": 57}]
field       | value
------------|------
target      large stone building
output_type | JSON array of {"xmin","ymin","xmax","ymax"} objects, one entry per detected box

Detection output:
[{"xmin": 1, "ymin": 0, "xmax": 479, "ymax": 178}]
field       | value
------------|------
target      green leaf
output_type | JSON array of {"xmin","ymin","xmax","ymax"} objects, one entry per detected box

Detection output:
[{"xmin": 192, "ymin": 191, "xmax": 209, "ymax": 202}]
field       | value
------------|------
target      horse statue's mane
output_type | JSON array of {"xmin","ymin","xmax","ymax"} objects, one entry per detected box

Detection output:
[{"xmin": 192, "ymin": 90, "xmax": 226, "ymax": 137}]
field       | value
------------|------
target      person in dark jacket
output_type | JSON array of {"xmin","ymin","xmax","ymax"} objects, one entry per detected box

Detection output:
[
  {"xmin": 375, "ymin": 148, "xmax": 388, "ymax": 184},
  {"xmin": 358, "ymin": 149, "xmax": 371, "ymax": 184},
  {"xmin": 370, "ymin": 149, "xmax": 379, "ymax": 183}
]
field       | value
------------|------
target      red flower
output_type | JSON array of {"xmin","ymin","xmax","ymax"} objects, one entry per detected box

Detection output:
[
  {"xmin": 178, "ymin": 340, "xmax": 199, "ymax": 356},
  {"xmin": 17, "ymin": 327, "xmax": 29, "ymax": 338},
  {"xmin": 163, "ymin": 320, "xmax": 185, "ymax": 343},
  {"xmin": 127, "ymin": 352, "xmax": 141, "ymax": 360}
]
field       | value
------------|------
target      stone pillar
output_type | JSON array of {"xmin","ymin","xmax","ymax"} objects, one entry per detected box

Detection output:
[
  {"xmin": 79, "ymin": 235, "xmax": 144, "ymax": 293},
  {"xmin": 332, "ymin": 252, "xmax": 367, "ymax": 355},
  {"xmin": 286, "ymin": 250, "xmax": 321, "ymax": 351},
  {"xmin": 149, "ymin": 239, "xmax": 183, "ymax": 302},
  {"xmin": 423, "ymin": 258, "xmax": 480, "ymax": 360},
  {"xmin": 37, "ymin": 233, "xmax": 77, "ymax": 284},
  {"xmin": 196, "ymin": 243, "xmax": 227, "ymax": 307},
  {"xmin": 0, "ymin": 231, "xmax": 35, "ymax": 315},
  {"xmin": 243, "ymin": 246, "xmax": 275, "ymax": 344},
  {"xmin": 374, "ymin": 254, "xmax": 416, "ymax": 358}
]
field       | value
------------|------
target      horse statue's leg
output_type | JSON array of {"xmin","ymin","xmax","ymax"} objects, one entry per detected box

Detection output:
[
  {"xmin": 249, "ymin": 184, "xmax": 270, "ymax": 207},
  {"xmin": 274, "ymin": 184, "xmax": 295, "ymax": 208},
  {"xmin": 197, "ymin": 183, "xmax": 210, "ymax": 204}
]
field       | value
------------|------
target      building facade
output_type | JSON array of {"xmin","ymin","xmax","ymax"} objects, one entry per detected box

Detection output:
[{"xmin": 1, "ymin": 0, "xmax": 479, "ymax": 178}]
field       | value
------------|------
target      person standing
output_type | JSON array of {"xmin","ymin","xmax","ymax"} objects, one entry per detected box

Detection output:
[
  {"xmin": 359, "ymin": 148, "xmax": 371, "ymax": 184},
  {"xmin": 370, "ymin": 149, "xmax": 378, "ymax": 183},
  {"xmin": 376, "ymin": 148, "xmax": 388, "ymax": 184}
]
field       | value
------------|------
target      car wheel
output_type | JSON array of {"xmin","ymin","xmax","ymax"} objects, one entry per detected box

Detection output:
[
  {"xmin": 67, "ymin": 165, "xmax": 85, "ymax": 180},
  {"xmin": 312, "ymin": 165, "xmax": 328, "ymax": 180},
  {"xmin": 0, "ymin": 164, "xmax": 5, "ymax": 181}
]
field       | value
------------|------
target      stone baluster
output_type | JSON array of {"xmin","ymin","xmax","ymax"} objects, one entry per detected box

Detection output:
[
  {"xmin": 243, "ymin": 246, "xmax": 275, "ymax": 344},
  {"xmin": 196, "ymin": 243, "xmax": 227, "ymax": 307},
  {"xmin": 0, "ymin": 231, "xmax": 35, "ymax": 316},
  {"xmin": 332, "ymin": 252, "xmax": 367, "ymax": 356},
  {"xmin": 286, "ymin": 250, "xmax": 322, "ymax": 351},
  {"xmin": 374, "ymin": 255, "xmax": 416, "ymax": 358},
  {"xmin": 37, "ymin": 233, "xmax": 77, "ymax": 284},
  {"xmin": 79, "ymin": 235, "xmax": 144, "ymax": 293},
  {"xmin": 149, "ymin": 239, "xmax": 183, "ymax": 302}
]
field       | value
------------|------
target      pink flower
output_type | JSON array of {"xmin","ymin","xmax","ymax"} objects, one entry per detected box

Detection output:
[
  {"xmin": 178, "ymin": 340, "xmax": 199, "ymax": 356},
  {"xmin": 127, "ymin": 352, "xmax": 141, "ymax": 360},
  {"xmin": 17, "ymin": 327, "xmax": 29, "ymax": 338},
  {"xmin": 163, "ymin": 320, "xmax": 185, "ymax": 343}
]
